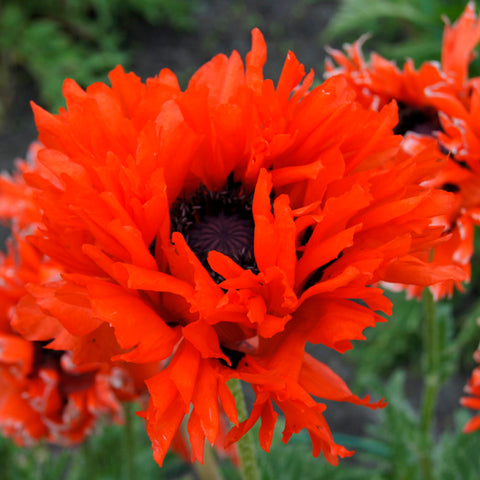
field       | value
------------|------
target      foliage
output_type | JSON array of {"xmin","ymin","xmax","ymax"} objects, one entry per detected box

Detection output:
[
  {"xmin": 323, "ymin": 0, "xmax": 480, "ymax": 67},
  {"xmin": 353, "ymin": 373, "xmax": 480, "ymax": 480},
  {"xmin": 0, "ymin": 0, "xmax": 196, "ymax": 127},
  {"xmin": 0, "ymin": 406, "xmax": 192, "ymax": 480},
  {"xmin": 347, "ymin": 290, "xmax": 480, "ymax": 394}
]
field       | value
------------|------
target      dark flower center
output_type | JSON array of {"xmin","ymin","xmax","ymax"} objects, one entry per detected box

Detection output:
[
  {"xmin": 394, "ymin": 102, "xmax": 442, "ymax": 136},
  {"xmin": 219, "ymin": 345, "xmax": 246, "ymax": 369},
  {"xmin": 30, "ymin": 341, "xmax": 64, "ymax": 376},
  {"xmin": 394, "ymin": 103, "xmax": 465, "ymax": 194},
  {"xmin": 170, "ymin": 175, "xmax": 258, "ymax": 281},
  {"xmin": 441, "ymin": 183, "xmax": 460, "ymax": 193},
  {"xmin": 188, "ymin": 213, "xmax": 254, "ymax": 260},
  {"xmin": 30, "ymin": 341, "xmax": 97, "ymax": 400}
]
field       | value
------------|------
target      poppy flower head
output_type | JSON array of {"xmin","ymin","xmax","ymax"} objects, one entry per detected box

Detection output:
[
  {"xmin": 325, "ymin": 3, "xmax": 480, "ymax": 118},
  {"xmin": 0, "ymin": 338, "xmax": 132, "ymax": 446},
  {"xmin": 0, "ymin": 242, "xmax": 129, "ymax": 446},
  {"xmin": 6, "ymin": 29, "xmax": 465, "ymax": 466},
  {"xmin": 461, "ymin": 349, "xmax": 480, "ymax": 433},
  {"xmin": 325, "ymin": 4, "xmax": 480, "ymax": 298},
  {"xmin": 0, "ymin": 152, "xmax": 153, "ymax": 446}
]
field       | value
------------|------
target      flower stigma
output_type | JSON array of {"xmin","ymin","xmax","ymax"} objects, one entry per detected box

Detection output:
[{"xmin": 169, "ymin": 175, "xmax": 258, "ymax": 282}]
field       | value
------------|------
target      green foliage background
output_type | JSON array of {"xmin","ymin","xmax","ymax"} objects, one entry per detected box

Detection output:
[
  {"xmin": 323, "ymin": 0, "xmax": 478, "ymax": 65},
  {"xmin": 0, "ymin": 0, "xmax": 194, "ymax": 126}
]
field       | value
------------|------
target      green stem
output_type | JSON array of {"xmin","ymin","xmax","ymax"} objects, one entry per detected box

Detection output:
[
  {"xmin": 124, "ymin": 402, "xmax": 136, "ymax": 480},
  {"xmin": 419, "ymin": 289, "xmax": 441, "ymax": 480},
  {"xmin": 228, "ymin": 378, "xmax": 261, "ymax": 480},
  {"xmin": 81, "ymin": 437, "xmax": 94, "ymax": 477},
  {"xmin": 420, "ymin": 373, "xmax": 440, "ymax": 436}
]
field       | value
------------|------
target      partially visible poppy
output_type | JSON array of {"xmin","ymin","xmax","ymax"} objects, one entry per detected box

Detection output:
[
  {"xmin": 0, "ymin": 146, "xmax": 155, "ymax": 446},
  {"xmin": 0, "ymin": 235, "xmax": 140, "ymax": 445},
  {"xmin": 325, "ymin": 2, "xmax": 480, "ymax": 298},
  {"xmin": 0, "ymin": 142, "xmax": 44, "ymax": 229},
  {"xmin": 325, "ymin": 2, "xmax": 480, "ymax": 120},
  {"xmin": 461, "ymin": 349, "xmax": 480, "ymax": 433},
  {"xmin": 8, "ymin": 29, "xmax": 464, "ymax": 467}
]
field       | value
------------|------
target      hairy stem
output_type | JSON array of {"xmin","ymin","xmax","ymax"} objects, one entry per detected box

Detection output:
[
  {"xmin": 228, "ymin": 378, "xmax": 261, "ymax": 480},
  {"xmin": 124, "ymin": 402, "xmax": 136, "ymax": 480},
  {"xmin": 419, "ymin": 289, "xmax": 440, "ymax": 480}
]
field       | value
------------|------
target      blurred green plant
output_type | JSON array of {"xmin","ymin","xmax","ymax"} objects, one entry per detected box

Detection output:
[
  {"xmin": 347, "ymin": 291, "xmax": 480, "ymax": 395},
  {"xmin": 352, "ymin": 372, "xmax": 480, "ymax": 480},
  {"xmin": 0, "ymin": 404, "xmax": 193, "ymax": 480},
  {"xmin": 323, "ymin": 0, "xmax": 480, "ymax": 68},
  {"xmin": 337, "ymin": 232, "xmax": 480, "ymax": 479},
  {"xmin": 0, "ymin": 0, "xmax": 195, "ymax": 129}
]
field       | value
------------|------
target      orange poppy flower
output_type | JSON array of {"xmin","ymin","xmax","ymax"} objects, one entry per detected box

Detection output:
[
  {"xmin": 0, "ymin": 152, "xmax": 156, "ymax": 446},
  {"xmin": 0, "ymin": 142, "xmax": 44, "ymax": 229},
  {"xmin": 325, "ymin": 2, "xmax": 480, "ymax": 298},
  {"xmin": 325, "ymin": 3, "xmax": 480, "ymax": 117},
  {"xmin": 9, "ymin": 29, "xmax": 463, "ymax": 466},
  {"xmin": 461, "ymin": 349, "xmax": 480, "ymax": 433},
  {"xmin": 0, "ymin": 234, "xmax": 152, "ymax": 446}
]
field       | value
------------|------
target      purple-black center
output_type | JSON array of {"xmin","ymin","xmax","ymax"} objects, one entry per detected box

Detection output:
[
  {"xmin": 169, "ymin": 175, "xmax": 257, "ymax": 282},
  {"xmin": 30, "ymin": 341, "xmax": 97, "ymax": 400},
  {"xmin": 188, "ymin": 212, "xmax": 254, "ymax": 260},
  {"xmin": 394, "ymin": 102, "xmax": 442, "ymax": 136},
  {"xmin": 394, "ymin": 101, "xmax": 466, "ymax": 194}
]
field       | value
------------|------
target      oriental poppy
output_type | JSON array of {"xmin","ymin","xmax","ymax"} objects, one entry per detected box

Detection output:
[
  {"xmin": 0, "ymin": 146, "xmax": 156, "ymax": 446},
  {"xmin": 461, "ymin": 349, "xmax": 480, "ymax": 433},
  {"xmin": 325, "ymin": 2, "xmax": 480, "ymax": 298},
  {"xmin": 0, "ymin": 234, "xmax": 150, "ymax": 446},
  {"xmin": 7, "ymin": 29, "xmax": 464, "ymax": 466}
]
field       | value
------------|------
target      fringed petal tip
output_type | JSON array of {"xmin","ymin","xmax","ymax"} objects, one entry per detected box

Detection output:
[{"xmin": 462, "ymin": 414, "xmax": 480, "ymax": 434}]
